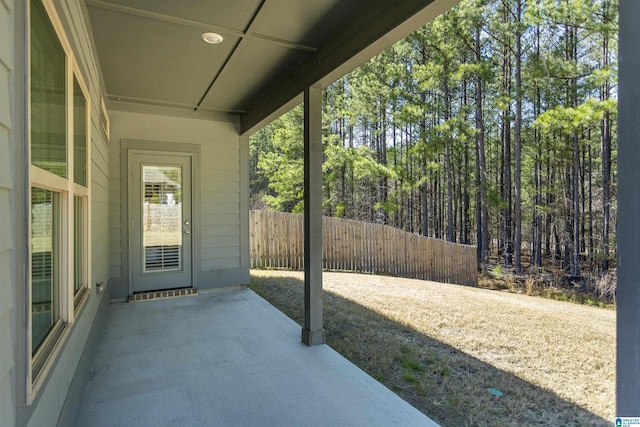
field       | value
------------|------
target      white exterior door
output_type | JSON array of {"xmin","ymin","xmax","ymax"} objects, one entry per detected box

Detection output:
[{"xmin": 129, "ymin": 152, "xmax": 193, "ymax": 293}]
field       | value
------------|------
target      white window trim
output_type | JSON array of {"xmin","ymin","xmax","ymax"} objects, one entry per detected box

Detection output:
[
  {"xmin": 71, "ymin": 62, "xmax": 92, "ymax": 315},
  {"xmin": 27, "ymin": 0, "xmax": 92, "ymax": 404}
]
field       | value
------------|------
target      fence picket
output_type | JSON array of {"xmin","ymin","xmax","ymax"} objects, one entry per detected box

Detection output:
[{"xmin": 248, "ymin": 210, "xmax": 477, "ymax": 286}]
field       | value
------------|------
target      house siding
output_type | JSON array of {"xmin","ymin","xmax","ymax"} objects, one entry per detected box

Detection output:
[
  {"xmin": 56, "ymin": 0, "xmax": 112, "ymax": 282},
  {"xmin": 108, "ymin": 109, "xmax": 249, "ymax": 299},
  {"xmin": 0, "ymin": 0, "xmax": 113, "ymax": 426},
  {"xmin": 0, "ymin": 0, "xmax": 16, "ymax": 425}
]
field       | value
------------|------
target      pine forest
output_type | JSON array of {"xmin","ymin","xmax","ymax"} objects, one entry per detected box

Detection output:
[{"xmin": 249, "ymin": 0, "xmax": 618, "ymax": 290}]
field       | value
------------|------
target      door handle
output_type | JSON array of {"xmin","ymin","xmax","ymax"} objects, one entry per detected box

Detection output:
[{"xmin": 184, "ymin": 228, "xmax": 191, "ymax": 235}]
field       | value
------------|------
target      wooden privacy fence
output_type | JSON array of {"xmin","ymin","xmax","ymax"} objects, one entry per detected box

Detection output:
[{"xmin": 250, "ymin": 210, "xmax": 478, "ymax": 286}]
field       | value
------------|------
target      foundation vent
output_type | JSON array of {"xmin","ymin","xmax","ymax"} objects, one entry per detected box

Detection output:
[{"xmin": 129, "ymin": 288, "xmax": 197, "ymax": 302}]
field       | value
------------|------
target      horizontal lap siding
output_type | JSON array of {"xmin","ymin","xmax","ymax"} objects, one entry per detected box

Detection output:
[
  {"xmin": 108, "ymin": 112, "xmax": 243, "ymax": 293},
  {"xmin": 202, "ymin": 191, "xmax": 240, "ymax": 203},
  {"xmin": 201, "ymin": 226, "xmax": 241, "ymax": 238},
  {"xmin": 250, "ymin": 210, "xmax": 478, "ymax": 286},
  {"xmin": 201, "ymin": 235, "xmax": 240, "ymax": 248},
  {"xmin": 201, "ymin": 202, "xmax": 241, "ymax": 215},
  {"xmin": 0, "ymin": 0, "xmax": 117, "ymax": 421},
  {"xmin": 0, "ymin": 0, "xmax": 15, "ymax": 425},
  {"xmin": 92, "ymin": 122, "xmax": 111, "ymax": 284},
  {"xmin": 199, "ymin": 141, "xmax": 240, "ymax": 274},
  {"xmin": 201, "ymin": 214, "xmax": 240, "ymax": 226},
  {"xmin": 20, "ymin": 0, "xmax": 112, "ymax": 426}
]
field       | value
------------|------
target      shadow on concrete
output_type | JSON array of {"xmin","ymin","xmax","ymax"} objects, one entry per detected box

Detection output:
[{"xmin": 249, "ymin": 272, "xmax": 611, "ymax": 427}]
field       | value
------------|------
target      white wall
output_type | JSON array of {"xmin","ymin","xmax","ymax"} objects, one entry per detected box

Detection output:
[
  {"xmin": 0, "ymin": 0, "xmax": 17, "ymax": 425},
  {"xmin": 108, "ymin": 109, "xmax": 249, "ymax": 298}
]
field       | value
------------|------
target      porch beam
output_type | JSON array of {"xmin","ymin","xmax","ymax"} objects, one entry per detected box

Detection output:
[
  {"xmin": 617, "ymin": 0, "xmax": 640, "ymax": 415},
  {"xmin": 302, "ymin": 85, "xmax": 325, "ymax": 346}
]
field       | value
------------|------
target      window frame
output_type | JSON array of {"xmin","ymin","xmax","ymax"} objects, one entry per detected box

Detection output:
[
  {"xmin": 71, "ymin": 72, "xmax": 91, "ymax": 313},
  {"xmin": 27, "ymin": 0, "xmax": 92, "ymax": 403}
]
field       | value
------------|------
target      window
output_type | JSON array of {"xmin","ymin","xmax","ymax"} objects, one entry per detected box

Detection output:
[
  {"xmin": 74, "ymin": 77, "xmax": 87, "ymax": 187},
  {"xmin": 73, "ymin": 74, "xmax": 89, "ymax": 308},
  {"xmin": 28, "ymin": 0, "xmax": 91, "ymax": 399},
  {"xmin": 73, "ymin": 195, "xmax": 89, "ymax": 308},
  {"xmin": 30, "ymin": 188, "xmax": 58, "ymax": 355},
  {"xmin": 30, "ymin": 0, "xmax": 66, "ymax": 178}
]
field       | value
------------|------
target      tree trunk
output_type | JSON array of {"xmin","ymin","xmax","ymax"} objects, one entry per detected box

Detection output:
[
  {"xmin": 570, "ymin": 25, "xmax": 580, "ymax": 277},
  {"xmin": 420, "ymin": 91, "xmax": 429, "ymax": 236},
  {"xmin": 601, "ymin": 1, "xmax": 612, "ymax": 272},
  {"xmin": 588, "ymin": 144, "xmax": 594, "ymax": 263},
  {"xmin": 443, "ymin": 59, "xmax": 455, "ymax": 242},
  {"xmin": 502, "ymin": 104, "xmax": 513, "ymax": 266},
  {"xmin": 474, "ymin": 25, "xmax": 488, "ymax": 267},
  {"xmin": 533, "ymin": 14, "xmax": 542, "ymax": 268},
  {"xmin": 572, "ymin": 132, "xmax": 581, "ymax": 276},
  {"xmin": 514, "ymin": 0, "xmax": 523, "ymax": 272}
]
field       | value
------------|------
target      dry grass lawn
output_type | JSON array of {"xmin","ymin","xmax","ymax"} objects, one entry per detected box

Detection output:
[{"xmin": 250, "ymin": 270, "xmax": 614, "ymax": 427}]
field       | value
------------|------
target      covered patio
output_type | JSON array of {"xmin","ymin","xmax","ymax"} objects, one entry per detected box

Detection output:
[
  {"xmin": 75, "ymin": 288, "xmax": 437, "ymax": 426},
  {"xmin": 2, "ymin": 0, "xmax": 639, "ymax": 425}
]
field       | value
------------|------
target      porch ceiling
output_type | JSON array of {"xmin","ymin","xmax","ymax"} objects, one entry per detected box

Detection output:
[{"xmin": 86, "ymin": 0, "xmax": 459, "ymax": 133}]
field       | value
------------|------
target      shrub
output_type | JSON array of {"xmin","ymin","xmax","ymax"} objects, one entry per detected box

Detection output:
[{"xmin": 594, "ymin": 271, "xmax": 616, "ymax": 302}]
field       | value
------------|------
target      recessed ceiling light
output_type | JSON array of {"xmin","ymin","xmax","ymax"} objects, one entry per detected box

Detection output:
[{"xmin": 201, "ymin": 32, "xmax": 224, "ymax": 44}]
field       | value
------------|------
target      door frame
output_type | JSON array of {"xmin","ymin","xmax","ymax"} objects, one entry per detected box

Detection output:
[
  {"xmin": 129, "ymin": 152, "xmax": 192, "ymax": 293},
  {"xmin": 120, "ymin": 140, "xmax": 201, "ymax": 296}
]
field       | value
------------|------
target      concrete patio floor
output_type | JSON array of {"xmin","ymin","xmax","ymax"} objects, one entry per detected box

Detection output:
[{"xmin": 76, "ymin": 287, "xmax": 439, "ymax": 426}]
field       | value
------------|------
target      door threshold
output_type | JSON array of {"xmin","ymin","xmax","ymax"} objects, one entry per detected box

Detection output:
[{"xmin": 128, "ymin": 288, "xmax": 197, "ymax": 302}]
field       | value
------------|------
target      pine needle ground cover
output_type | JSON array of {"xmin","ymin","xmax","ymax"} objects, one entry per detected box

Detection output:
[{"xmin": 249, "ymin": 270, "xmax": 614, "ymax": 427}]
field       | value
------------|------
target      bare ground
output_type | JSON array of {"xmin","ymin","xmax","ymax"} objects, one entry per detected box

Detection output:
[{"xmin": 249, "ymin": 270, "xmax": 614, "ymax": 427}]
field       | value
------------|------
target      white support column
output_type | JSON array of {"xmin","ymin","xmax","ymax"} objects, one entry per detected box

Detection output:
[
  {"xmin": 302, "ymin": 85, "xmax": 325, "ymax": 346},
  {"xmin": 617, "ymin": 0, "xmax": 640, "ymax": 417}
]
